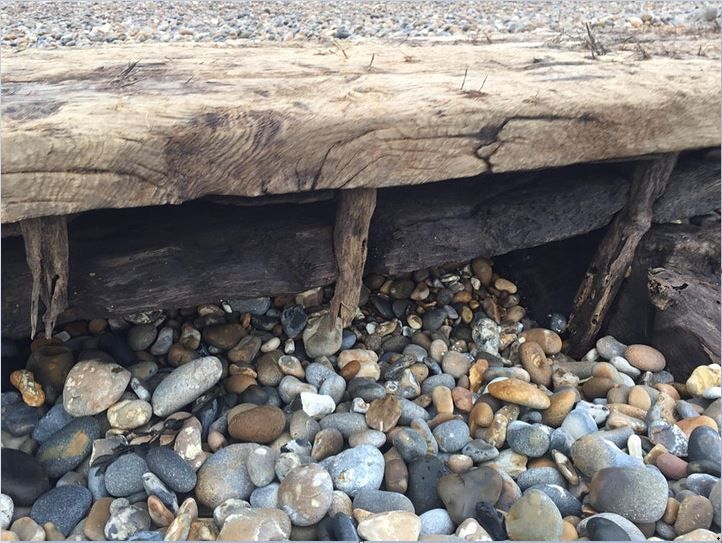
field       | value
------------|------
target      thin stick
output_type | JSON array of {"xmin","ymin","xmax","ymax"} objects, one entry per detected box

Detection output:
[{"xmin": 460, "ymin": 66, "xmax": 468, "ymax": 90}]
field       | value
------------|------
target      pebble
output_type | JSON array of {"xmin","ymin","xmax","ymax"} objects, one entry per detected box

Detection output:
[
  {"xmin": 578, "ymin": 512, "xmax": 646, "ymax": 541},
  {"xmin": 278, "ymin": 464, "xmax": 333, "ymax": 526},
  {"xmin": 0, "ymin": 496, "xmax": 11, "ymax": 531},
  {"xmin": 505, "ymin": 489, "xmax": 563, "ymax": 541},
  {"xmin": 432, "ymin": 419, "xmax": 470, "ymax": 453},
  {"xmin": 35, "ymin": 416, "xmax": 101, "ymax": 478},
  {"xmin": 570, "ymin": 435, "xmax": 641, "ymax": 477},
  {"xmin": 195, "ymin": 444, "xmax": 254, "ymax": 508},
  {"xmin": 675, "ymin": 495, "xmax": 714, "ymax": 534},
  {"xmin": 437, "ymin": 467, "xmax": 502, "ymax": 524},
  {"xmin": 145, "ymin": 446, "xmax": 197, "ymax": 493},
  {"xmin": 589, "ymin": 466, "xmax": 668, "ymax": 523},
  {"xmin": 250, "ymin": 484, "xmax": 279, "ymax": 509},
  {"xmin": 406, "ymin": 456, "xmax": 447, "ymax": 514},
  {"xmin": 686, "ymin": 364, "xmax": 721, "ymax": 397},
  {"xmin": 228, "ymin": 405, "xmax": 286, "ymax": 443},
  {"xmin": 516, "ymin": 466, "xmax": 565, "ymax": 490},
  {"xmin": 9, "ymin": 518, "xmax": 44, "ymax": 541},
  {"xmin": 319, "ymin": 412, "xmax": 368, "ymax": 438},
  {"xmin": 322, "ymin": 445, "xmax": 384, "ymax": 497},
  {"xmin": 104, "ymin": 453, "xmax": 149, "ymax": 497},
  {"xmin": 419, "ymin": 508, "xmax": 455, "ymax": 536},
  {"xmin": 1, "ymin": 393, "xmax": 39, "ymax": 437},
  {"xmin": 104, "ymin": 500, "xmax": 151, "ymax": 541},
  {"xmin": 106, "ymin": 399, "xmax": 152, "ymax": 429},
  {"xmin": 1, "ymin": 450, "xmax": 50, "ymax": 506},
  {"xmin": 62, "ymin": 360, "xmax": 131, "ymax": 416},
  {"xmin": 217, "ymin": 508, "xmax": 291, "ymax": 541},
  {"xmin": 506, "ymin": 421, "xmax": 551, "ymax": 457},
  {"xmin": 281, "ymin": 305, "xmax": 307, "ymax": 338},
  {"xmin": 151, "ymin": 356, "xmax": 223, "ymax": 417},
  {"xmin": 127, "ymin": 324, "xmax": 157, "ymax": 351},
  {"xmin": 525, "ymin": 483, "xmax": 581, "ymax": 517},
  {"xmin": 624, "ymin": 344, "xmax": 666, "ymax": 372},
  {"xmin": 487, "ymin": 378, "xmax": 551, "ymax": 409},
  {"xmin": 357, "ymin": 511, "xmax": 421, "ymax": 541},
  {"xmin": 561, "ymin": 409, "xmax": 598, "ymax": 439},
  {"xmin": 596, "ymin": 336, "xmax": 627, "ymax": 360},
  {"xmin": 352, "ymin": 489, "xmax": 414, "ymax": 514},
  {"xmin": 30, "ymin": 485, "xmax": 92, "ymax": 536},
  {"xmin": 688, "ymin": 426, "xmax": 721, "ymax": 465}
]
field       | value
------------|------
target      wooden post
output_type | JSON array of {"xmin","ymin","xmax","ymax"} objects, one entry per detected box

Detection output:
[
  {"xmin": 565, "ymin": 153, "xmax": 679, "ymax": 358},
  {"xmin": 329, "ymin": 188, "xmax": 377, "ymax": 328}
]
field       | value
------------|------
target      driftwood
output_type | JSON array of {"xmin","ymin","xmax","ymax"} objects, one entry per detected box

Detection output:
[
  {"xmin": 606, "ymin": 222, "xmax": 720, "ymax": 379},
  {"xmin": 1, "ymin": 40, "xmax": 720, "ymax": 224},
  {"xmin": 565, "ymin": 154, "xmax": 679, "ymax": 357},
  {"xmin": 1, "ymin": 156, "xmax": 718, "ymax": 338},
  {"xmin": 330, "ymin": 189, "xmax": 377, "ymax": 327}
]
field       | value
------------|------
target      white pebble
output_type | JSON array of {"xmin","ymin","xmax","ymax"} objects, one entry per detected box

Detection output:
[
  {"xmin": 627, "ymin": 434, "xmax": 643, "ymax": 460},
  {"xmin": 0, "ymin": 494, "xmax": 13, "ymax": 530},
  {"xmin": 284, "ymin": 338, "xmax": 295, "ymax": 354},
  {"xmin": 261, "ymin": 337, "xmax": 281, "ymax": 353},
  {"xmin": 300, "ymin": 391, "xmax": 336, "ymax": 418},
  {"xmin": 610, "ymin": 355, "xmax": 641, "ymax": 378},
  {"xmin": 703, "ymin": 386, "xmax": 722, "ymax": 400},
  {"xmin": 582, "ymin": 348, "xmax": 599, "ymax": 361},
  {"xmin": 352, "ymin": 397, "xmax": 369, "ymax": 414}
]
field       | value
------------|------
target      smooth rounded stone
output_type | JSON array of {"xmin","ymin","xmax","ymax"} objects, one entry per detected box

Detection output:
[
  {"xmin": 577, "ymin": 512, "xmax": 646, "ymax": 541},
  {"xmin": 63, "ymin": 359, "xmax": 131, "ymax": 416},
  {"xmin": 341, "ymin": 330, "xmax": 357, "ymax": 350},
  {"xmin": 461, "ymin": 440, "xmax": 499, "ymax": 463},
  {"xmin": 84, "ymin": 497, "xmax": 113, "ymax": 541},
  {"xmin": 392, "ymin": 428, "xmax": 428, "ymax": 462},
  {"xmin": 610, "ymin": 355, "xmax": 641, "ymax": 378},
  {"xmin": 348, "ymin": 429, "xmax": 386, "ymax": 448},
  {"xmin": 149, "ymin": 326, "xmax": 173, "ymax": 356},
  {"xmin": 526, "ymin": 483, "xmax": 581, "ymax": 517},
  {"xmin": 516, "ymin": 467, "xmax": 566, "ymax": 491},
  {"xmin": 1, "ymin": 393, "xmax": 39, "ymax": 437},
  {"xmin": 127, "ymin": 324, "xmax": 157, "ymax": 352},
  {"xmin": 357, "ymin": 511, "xmax": 421, "ymax": 541},
  {"xmin": 329, "ymin": 512, "xmax": 359, "ymax": 542},
  {"xmin": 35, "ymin": 416, "xmax": 100, "ymax": 478},
  {"xmin": 624, "ymin": 344, "xmax": 666, "ymax": 372},
  {"xmin": 9, "ymin": 517, "xmax": 44, "ymax": 541},
  {"xmin": 104, "ymin": 453, "xmax": 148, "ymax": 497},
  {"xmin": 688, "ymin": 426, "xmax": 721, "ymax": 465},
  {"xmin": 277, "ymin": 464, "xmax": 332, "ymax": 526},
  {"xmin": 487, "ymin": 378, "xmax": 550, "ymax": 409},
  {"xmin": 519, "ymin": 341, "xmax": 552, "ymax": 386},
  {"xmin": 142, "ymin": 473, "xmax": 177, "ymax": 513},
  {"xmin": 433, "ymin": 420, "xmax": 471, "ymax": 453},
  {"xmin": 419, "ymin": 508, "xmax": 455, "ymax": 536},
  {"xmin": 244, "ymin": 446, "xmax": 277, "ymax": 487},
  {"xmin": 228, "ymin": 297, "xmax": 271, "ymax": 315},
  {"xmin": 506, "ymin": 488, "xmax": 563, "ymax": 541},
  {"xmin": 347, "ymin": 378, "xmax": 386, "ymax": 403},
  {"xmin": 560, "ymin": 409, "xmax": 598, "ymax": 440},
  {"xmin": 0, "ymin": 495, "xmax": 12, "ymax": 531},
  {"xmin": 472, "ymin": 317, "xmax": 500, "ymax": 355},
  {"xmin": 540, "ymin": 389, "xmax": 577, "ymax": 428},
  {"xmin": 228, "ymin": 405, "xmax": 286, "ymax": 443},
  {"xmin": 398, "ymin": 397, "xmax": 431, "ymax": 425},
  {"xmin": 675, "ymin": 495, "xmax": 714, "ymax": 534},
  {"xmin": 319, "ymin": 374, "xmax": 346, "ymax": 404},
  {"xmin": 422, "ymin": 309, "xmax": 447, "ymax": 332},
  {"xmin": 319, "ymin": 412, "xmax": 368, "ymax": 438},
  {"xmin": 321, "ymin": 445, "xmax": 384, "ymax": 497},
  {"xmin": 441, "ymin": 352, "xmax": 472, "ymax": 379},
  {"xmin": 1, "ymin": 449, "xmax": 50, "ymax": 507},
  {"xmin": 673, "ymin": 528, "xmax": 720, "ymax": 540},
  {"xmin": 290, "ymin": 410, "xmax": 321, "ymax": 442},
  {"xmin": 576, "ymin": 400, "xmax": 610, "ymax": 425},
  {"xmin": 487, "ymin": 448, "xmax": 527, "ymax": 479},
  {"xmin": 548, "ymin": 428, "xmax": 574, "ymax": 457},
  {"xmin": 144, "ymin": 446, "xmax": 196, "ymax": 493},
  {"xmin": 299, "ymin": 390, "xmax": 336, "ymax": 419},
  {"xmin": 31, "ymin": 404, "xmax": 73, "ymax": 444},
  {"xmin": 596, "ymin": 336, "xmax": 627, "ymax": 360},
  {"xmin": 648, "ymin": 420, "xmax": 689, "ymax": 457},
  {"xmin": 218, "ymin": 507, "xmax": 291, "ymax": 541},
  {"xmin": 353, "ymin": 489, "xmax": 415, "ymax": 514},
  {"xmin": 438, "ymin": 467, "xmax": 502, "ymax": 524},
  {"xmin": 687, "ymin": 365, "xmax": 721, "ymax": 397},
  {"xmin": 506, "ymin": 421, "xmax": 551, "ymax": 458},
  {"xmin": 590, "ymin": 466, "xmax": 668, "ymax": 523},
  {"xmin": 406, "ymin": 456, "xmax": 447, "ymax": 514},
  {"xmin": 571, "ymin": 436, "xmax": 642, "ymax": 478},
  {"xmin": 366, "ymin": 395, "xmax": 401, "ymax": 432},
  {"xmin": 520, "ymin": 328, "xmax": 562, "ymax": 355},
  {"xmin": 151, "ymin": 357, "xmax": 223, "ymax": 417},
  {"xmin": 303, "ymin": 313, "xmax": 342, "ymax": 359},
  {"xmin": 30, "ymin": 485, "xmax": 91, "ymax": 536},
  {"xmin": 311, "ymin": 428, "xmax": 344, "ymax": 461},
  {"xmin": 281, "ymin": 305, "xmax": 307, "ymax": 338},
  {"xmin": 106, "ymin": 399, "xmax": 152, "ymax": 430},
  {"xmin": 686, "ymin": 473, "xmax": 718, "ymax": 497},
  {"xmin": 196, "ymin": 444, "xmax": 254, "ymax": 508},
  {"xmin": 250, "ymin": 483, "xmax": 279, "ymax": 509},
  {"xmin": 213, "ymin": 498, "xmax": 251, "ymax": 527},
  {"xmin": 589, "ymin": 426, "xmax": 634, "ymax": 448},
  {"xmin": 105, "ymin": 501, "xmax": 151, "ymax": 541},
  {"xmin": 472, "ymin": 501, "xmax": 506, "ymax": 540}
]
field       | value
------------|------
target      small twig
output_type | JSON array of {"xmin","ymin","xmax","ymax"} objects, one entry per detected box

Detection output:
[
  {"xmin": 368, "ymin": 53, "xmax": 375, "ymax": 71},
  {"xmin": 479, "ymin": 74, "xmax": 488, "ymax": 92},
  {"xmin": 460, "ymin": 65, "xmax": 468, "ymax": 91}
]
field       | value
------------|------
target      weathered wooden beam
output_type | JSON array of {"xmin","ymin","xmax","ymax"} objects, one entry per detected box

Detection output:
[
  {"xmin": 330, "ymin": 189, "xmax": 377, "ymax": 327},
  {"xmin": 2, "ymin": 40, "xmax": 719, "ymax": 223},
  {"xmin": 565, "ymin": 154, "xmax": 679, "ymax": 357},
  {"xmin": 1, "ymin": 156, "xmax": 717, "ymax": 338}
]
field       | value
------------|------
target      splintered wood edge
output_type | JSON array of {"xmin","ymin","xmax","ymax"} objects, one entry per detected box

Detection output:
[{"xmin": 1, "ymin": 39, "xmax": 720, "ymax": 223}]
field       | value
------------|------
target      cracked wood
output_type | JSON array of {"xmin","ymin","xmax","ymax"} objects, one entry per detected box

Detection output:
[{"xmin": 2, "ymin": 39, "xmax": 719, "ymax": 223}]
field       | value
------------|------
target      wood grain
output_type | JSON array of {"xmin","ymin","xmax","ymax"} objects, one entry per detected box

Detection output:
[{"xmin": 2, "ymin": 39, "xmax": 719, "ymax": 223}]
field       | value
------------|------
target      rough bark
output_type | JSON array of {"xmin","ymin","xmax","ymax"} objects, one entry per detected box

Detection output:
[
  {"xmin": 330, "ymin": 189, "xmax": 377, "ymax": 327},
  {"xmin": 565, "ymin": 154, "xmax": 679, "ymax": 357}
]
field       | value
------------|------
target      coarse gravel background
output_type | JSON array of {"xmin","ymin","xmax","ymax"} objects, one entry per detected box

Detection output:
[{"xmin": 1, "ymin": 0, "xmax": 720, "ymax": 50}]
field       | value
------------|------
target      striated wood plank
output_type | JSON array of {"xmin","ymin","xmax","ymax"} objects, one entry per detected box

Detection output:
[{"xmin": 2, "ymin": 39, "xmax": 719, "ymax": 223}]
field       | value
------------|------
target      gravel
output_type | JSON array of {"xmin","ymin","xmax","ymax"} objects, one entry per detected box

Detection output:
[{"xmin": 2, "ymin": 0, "xmax": 719, "ymax": 50}]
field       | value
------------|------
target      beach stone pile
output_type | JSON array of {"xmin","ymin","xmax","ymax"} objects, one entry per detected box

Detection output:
[{"xmin": 1, "ymin": 257, "xmax": 720, "ymax": 541}]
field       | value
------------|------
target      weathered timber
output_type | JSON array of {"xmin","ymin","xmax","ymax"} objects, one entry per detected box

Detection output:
[
  {"xmin": 1, "ymin": 156, "xmax": 718, "ymax": 338},
  {"xmin": 566, "ymin": 154, "xmax": 679, "ymax": 357},
  {"xmin": 605, "ymin": 222, "xmax": 720, "ymax": 379},
  {"xmin": 2, "ymin": 39, "xmax": 719, "ymax": 223},
  {"xmin": 330, "ymin": 189, "xmax": 377, "ymax": 327}
]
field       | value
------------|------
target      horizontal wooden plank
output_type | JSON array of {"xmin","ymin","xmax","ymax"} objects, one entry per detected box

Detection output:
[
  {"xmin": 2, "ymin": 39, "xmax": 719, "ymax": 223},
  {"xmin": 1, "ymin": 156, "xmax": 717, "ymax": 337}
]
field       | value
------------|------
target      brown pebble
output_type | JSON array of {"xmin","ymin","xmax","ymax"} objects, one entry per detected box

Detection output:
[
  {"xmin": 471, "ymin": 258, "xmax": 493, "ymax": 285},
  {"xmin": 663, "ymin": 497, "xmax": 680, "ymax": 525},
  {"xmin": 224, "ymin": 374, "xmax": 257, "ymax": 394},
  {"xmin": 627, "ymin": 386, "xmax": 652, "ymax": 411},
  {"xmin": 541, "ymin": 389, "xmax": 577, "ymax": 427},
  {"xmin": 42, "ymin": 523, "xmax": 64, "ymax": 541},
  {"xmin": 148, "ymin": 495, "xmax": 174, "ymax": 527},
  {"xmin": 606, "ymin": 385, "xmax": 630, "ymax": 404},
  {"xmin": 494, "ymin": 278, "xmax": 517, "ymax": 294},
  {"xmin": 581, "ymin": 377, "xmax": 615, "ymax": 399},
  {"xmin": 410, "ymin": 363, "xmax": 429, "ymax": 383},
  {"xmin": 644, "ymin": 444, "xmax": 668, "ymax": 465},
  {"xmin": 384, "ymin": 457, "xmax": 408, "ymax": 493},
  {"xmin": 339, "ymin": 360, "xmax": 361, "ymax": 381},
  {"xmin": 560, "ymin": 520, "xmax": 578, "ymax": 541},
  {"xmin": 88, "ymin": 319, "xmax": 108, "ymax": 335},
  {"xmin": 432, "ymin": 387, "xmax": 454, "ymax": 415},
  {"xmin": 654, "ymin": 383, "xmax": 680, "ymax": 401},
  {"xmin": 448, "ymin": 454, "xmax": 473, "ymax": 473},
  {"xmin": 10, "ymin": 370, "xmax": 45, "ymax": 407},
  {"xmin": 675, "ymin": 495, "xmax": 714, "ymax": 535},
  {"xmin": 366, "ymin": 395, "xmax": 402, "ymax": 432},
  {"xmin": 228, "ymin": 405, "xmax": 286, "ymax": 443},
  {"xmin": 167, "ymin": 343, "xmax": 195, "ymax": 366},
  {"xmin": 469, "ymin": 402, "xmax": 494, "ymax": 434},
  {"xmin": 469, "ymin": 359, "xmax": 488, "ymax": 393},
  {"xmin": 451, "ymin": 387, "xmax": 473, "ymax": 413},
  {"xmin": 519, "ymin": 341, "xmax": 552, "ymax": 387},
  {"xmin": 676, "ymin": 415, "xmax": 719, "ymax": 436},
  {"xmin": 488, "ymin": 378, "xmax": 551, "ymax": 409},
  {"xmin": 188, "ymin": 519, "xmax": 218, "ymax": 541},
  {"xmin": 656, "ymin": 453, "xmax": 688, "ymax": 480},
  {"xmin": 520, "ymin": 328, "xmax": 562, "ymax": 355},
  {"xmin": 624, "ymin": 344, "xmax": 666, "ymax": 372},
  {"xmin": 84, "ymin": 497, "xmax": 113, "ymax": 541}
]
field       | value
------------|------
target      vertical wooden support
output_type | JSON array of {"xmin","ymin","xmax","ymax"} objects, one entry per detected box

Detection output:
[
  {"xmin": 566, "ymin": 153, "xmax": 679, "ymax": 357},
  {"xmin": 19, "ymin": 216, "xmax": 69, "ymax": 339},
  {"xmin": 329, "ymin": 188, "xmax": 377, "ymax": 327}
]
